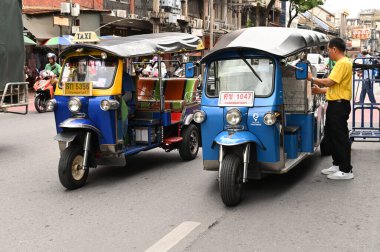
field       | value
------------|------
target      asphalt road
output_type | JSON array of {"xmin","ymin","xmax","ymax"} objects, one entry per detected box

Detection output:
[{"xmin": 1, "ymin": 111, "xmax": 380, "ymax": 252}]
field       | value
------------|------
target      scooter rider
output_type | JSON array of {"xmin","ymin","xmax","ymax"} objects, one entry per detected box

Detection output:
[{"xmin": 45, "ymin": 53, "xmax": 62, "ymax": 77}]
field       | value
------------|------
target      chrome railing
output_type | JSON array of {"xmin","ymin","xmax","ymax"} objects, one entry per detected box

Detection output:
[{"xmin": 0, "ymin": 82, "xmax": 28, "ymax": 115}]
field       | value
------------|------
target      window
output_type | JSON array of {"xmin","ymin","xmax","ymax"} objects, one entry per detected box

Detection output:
[
  {"xmin": 206, "ymin": 58, "xmax": 274, "ymax": 97},
  {"xmin": 60, "ymin": 56, "xmax": 118, "ymax": 89}
]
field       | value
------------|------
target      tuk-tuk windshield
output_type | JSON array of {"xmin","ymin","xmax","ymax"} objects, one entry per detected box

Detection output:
[
  {"xmin": 60, "ymin": 56, "xmax": 117, "ymax": 89},
  {"xmin": 206, "ymin": 58, "xmax": 274, "ymax": 97}
]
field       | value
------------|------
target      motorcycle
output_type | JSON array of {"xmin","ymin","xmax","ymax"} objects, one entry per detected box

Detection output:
[{"xmin": 33, "ymin": 70, "xmax": 55, "ymax": 113}]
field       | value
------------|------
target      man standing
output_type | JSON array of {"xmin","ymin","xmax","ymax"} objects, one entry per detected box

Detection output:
[
  {"xmin": 308, "ymin": 38, "xmax": 354, "ymax": 180},
  {"xmin": 359, "ymin": 50, "xmax": 376, "ymax": 104}
]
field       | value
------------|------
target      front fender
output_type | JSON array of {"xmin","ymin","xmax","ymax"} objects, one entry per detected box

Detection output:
[
  {"xmin": 59, "ymin": 118, "xmax": 101, "ymax": 136},
  {"xmin": 213, "ymin": 131, "xmax": 265, "ymax": 150}
]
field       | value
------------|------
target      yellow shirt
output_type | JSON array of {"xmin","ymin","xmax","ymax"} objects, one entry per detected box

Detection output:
[{"xmin": 327, "ymin": 57, "xmax": 352, "ymax": 101}]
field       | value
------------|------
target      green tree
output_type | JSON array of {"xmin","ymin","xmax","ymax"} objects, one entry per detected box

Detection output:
[{"xmin": 285, "ymin": 0, "xmax": 324, "ymax": 27}]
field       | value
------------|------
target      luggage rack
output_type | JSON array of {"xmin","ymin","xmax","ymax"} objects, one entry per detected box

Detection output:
[
  {"xmin": 0, "ymin": 82, "xmax": 29, "ymax": 115},
  {"xmin": 350, "ymin": 57, "xmax": 380, "ymax": 143}
]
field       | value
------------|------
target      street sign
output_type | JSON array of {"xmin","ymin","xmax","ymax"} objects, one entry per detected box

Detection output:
[
  {"xmin": 73, "ymin": 31, "xmax": 99, "ymax": 43},
  {"xmin": 351, "ymin": 29, "xmax": 371, "ymax": 40},
  {"xmin": 53, "ymin": 16, "xmax": 69, "ymax": 27}
]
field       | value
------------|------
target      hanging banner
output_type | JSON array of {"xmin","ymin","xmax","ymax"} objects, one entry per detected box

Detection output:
[{"xmin": 351, "ymin": 29, "xmax": 370, "ymax": 39}]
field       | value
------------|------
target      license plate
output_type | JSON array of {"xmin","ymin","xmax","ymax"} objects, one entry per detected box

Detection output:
[
  {"xmin": 63, "ymin": 82, "xmax": 93, "ymax": 96},
  {"xmin": 218, "ymin": 91, "xmax": 254, "ymax": 107}
]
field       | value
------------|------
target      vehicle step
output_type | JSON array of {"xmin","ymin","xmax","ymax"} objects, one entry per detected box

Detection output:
[{"xmin": 163, "ymin": 137, "xmax": 183, "ymax": 144}]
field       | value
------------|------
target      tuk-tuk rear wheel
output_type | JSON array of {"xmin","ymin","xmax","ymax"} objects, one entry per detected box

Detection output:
[
  {"xmin": 179, "ymin": 124, "xmax": 199, "ymax": 161},
  {"xmin": 219, "ymin": 154, "xmax": 243, "ymax": 207},
  {"xmin": 58, "ymin": 145, "xmax": 89, "ymax": 190}
]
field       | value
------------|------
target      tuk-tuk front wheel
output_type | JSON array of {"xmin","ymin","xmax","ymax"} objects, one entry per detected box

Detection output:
[
  {"xmin": 58, "ymin": 145, "xmax": 89, "ymax": 190},
  {"xmin": 219, "ymin": 154, "xmax": 243, "ymax": 207},
  {"xmin": 179, "ymin": 124, "xmax": 199, "ymax": 161}
]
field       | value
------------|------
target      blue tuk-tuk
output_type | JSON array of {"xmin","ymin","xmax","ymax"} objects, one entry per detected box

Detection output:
[
  {"xmin": 48, "ymin": 33, "xmax": 204, "ymax": 189},
  {"xmin": 194, "ymin": 27, "xmax": 329, "ymax": 206}
]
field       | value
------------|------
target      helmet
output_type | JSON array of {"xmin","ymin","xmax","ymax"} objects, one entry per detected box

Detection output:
[{"xmin": 47, "ymin": 53, "xmax": 57, "ymax": 61}]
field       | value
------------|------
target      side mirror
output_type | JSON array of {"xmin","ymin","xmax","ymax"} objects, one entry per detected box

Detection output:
[
  {"xmin": 295, "ymin": 62, "xmax": 308, "ymax": 80},
  {"xmin": 185, "ymin": 62, "xmax": 195, "ymax": 78}
]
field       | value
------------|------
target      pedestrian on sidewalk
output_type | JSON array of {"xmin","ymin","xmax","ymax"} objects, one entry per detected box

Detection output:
[
  {"xmin": 359, "ymin": 50, "xmax": 376, "ymax": 104},
  {"xmin": 308, "ymin": 37, "xmax": 354, "ymax": 180}
]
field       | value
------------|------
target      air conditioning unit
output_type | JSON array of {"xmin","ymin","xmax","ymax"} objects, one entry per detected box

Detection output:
[
  {"xmin": 160, "ymin": 0, "xmax": 175, "ymax": 8},
  {"xmin": 60, "ymin": 3, "xmax": 71, "ymax": 14},
  {"xmin": 109, "ymin": 10, "xmax": 116, "ymax": 16},
  {"xmin": 195, "ymin": 18, "xmax": 203, "ymax": 29},
  {"xmin": 116, "ymin": 9, "xmax": 127, "ymax": 18},
  {"xmin": 204, "ymin": 20, "xmax": 210, "ymax": 30},
  {"xmin": 168, "ymin": 13, "xmax": 179, "ymax": 24},
  {"xmin": 71, "ymin": 3, "xmax": 80, "ymax": 17},
  {"xmin": 128, "ymin": 14, "xmax": 139, "ymax": 19},
  {"xmin": 174, "ymin": 0, "xmax": 181, "ymax": 9},
  {"xmin": 190, "ymin": 20, "xmax": 197, "ymax": 28}
]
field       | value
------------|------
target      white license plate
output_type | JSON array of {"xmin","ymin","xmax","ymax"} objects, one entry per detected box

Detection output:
[{"xmin": 218, "ymin": 91, "xmax": 254, "ymax": 107}]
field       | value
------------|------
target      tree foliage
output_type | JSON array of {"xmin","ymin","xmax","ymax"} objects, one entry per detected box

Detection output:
[{"xmin": 286, "ymin": 0, "xmax": 324, "ymax": 27}]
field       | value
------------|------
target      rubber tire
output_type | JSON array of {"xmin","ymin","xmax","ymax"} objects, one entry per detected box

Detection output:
[
  {"xmin": 34, "ymin": 95, "xmax": 47, "ymax": 113},
  {"xmin": 58, "ymin": 145, "xmax": 89, "ymax": 190},
  {"xmin": 179, "ymin": 124, "xmax": 199, "ymax": 161},
  {"xmin": 219, "ymin": 154, "xmax": 243, "ymax": 207}
]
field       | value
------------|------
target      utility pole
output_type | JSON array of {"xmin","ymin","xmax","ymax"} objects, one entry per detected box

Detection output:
[
  {"xmin": 152, "ymin": 0, "xmax": 160, "ymax": 33},
  {"xmin": 130, "ymin": 0, "xmax": 135, "ymax": 15},
  {"xmin": 210, "ymin": 0, "xmax": 214, "ymax": 49}
]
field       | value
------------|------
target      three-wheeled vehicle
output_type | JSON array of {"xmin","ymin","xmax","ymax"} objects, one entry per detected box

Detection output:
[
  {"xmin": 194, "ymin": 27, "xmax": 329, "ymax": 206},
  {"xmin": 48, "ymin": 33, "xmax": 204, "ymax": 189}
]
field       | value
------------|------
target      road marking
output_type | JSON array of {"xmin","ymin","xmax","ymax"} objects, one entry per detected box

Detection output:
[{"xmin": 145, "ymin": 221, "xmax": 201, "ymax": 252}]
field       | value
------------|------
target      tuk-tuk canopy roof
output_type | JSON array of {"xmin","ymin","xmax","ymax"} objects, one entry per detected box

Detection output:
[
  {"xmin": 60, "ymin": 32, "xmax": 204, "ymax": 58},
  {"xmin": 202, "ymin": 27, "xmax": 329, "ymax": 62}
]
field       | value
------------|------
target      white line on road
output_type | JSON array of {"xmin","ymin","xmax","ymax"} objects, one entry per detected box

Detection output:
[{"xmin": 145, "ymin": 221, "xmax": 201, "ymax": 252}]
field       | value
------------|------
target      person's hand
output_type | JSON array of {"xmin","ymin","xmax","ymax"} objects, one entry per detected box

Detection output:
[
  {"xmin": 307, "ymin": 72, "xmax": 313, "ymax": 81},
  {"xmin": 311, "ymin": 84, "xmax": 322, "ymax": 94}
]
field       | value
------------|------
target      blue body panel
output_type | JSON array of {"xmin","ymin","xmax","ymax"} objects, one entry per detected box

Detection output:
[
  {"xmin": 285, "ymin": 113, "xmax": 315, "ymax": 153},
  {"xmin": 247, "ymin": 105, "xmax": 281, "ymax": 162},
  {"xmin": 200, "ymin": 106, "xmax": 224, "ymax": 162},
  {"xmin": 201, "ymin": 105, "xmax": 281, "ymax": 163},
  {"xmin": 214, "ymin": 131, "xmax": 265, "ymax": 150},
  {"xmin": 59, "ymin": 117, "xmax": 101, "ymax": 135},
  {"xmin": 54, "ymin": 95, "xmax": 117, "ymax": 145}
]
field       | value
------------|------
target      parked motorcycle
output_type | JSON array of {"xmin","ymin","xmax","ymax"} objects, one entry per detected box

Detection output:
[{"xmin": 33, "ymin": 70, "xmax": 55, "ymax": 113}]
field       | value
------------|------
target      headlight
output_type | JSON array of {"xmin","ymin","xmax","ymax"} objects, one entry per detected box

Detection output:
[
  {"xmin": 100, "ymin": 99, "xmax": 119, "ymax": 111},
  {"xmin": 226, "ymin": 108, "xmax": 242, "ymax": 125},
  {"xmin": 263, "ymin": 112, "xmax": 277, "ymax": 125},
  {"xmin": 68, "ymin": 97, "xmax": 81, "ymax": 113},
  {"xmin": 101, "ymin": 52, "xmax": 108, "ymax": 60},
  {"xmin": 193, "ymin": 110, "xmax": 206, "ymax": 123},
  {"xmin": 46, "ymin": 99, "xmax": 57, "ymax": 112}
]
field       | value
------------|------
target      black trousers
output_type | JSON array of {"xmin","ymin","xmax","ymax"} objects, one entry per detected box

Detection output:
[{"xmin": 325, "ymin": 100, "xmax": 353, "ymax": 173}]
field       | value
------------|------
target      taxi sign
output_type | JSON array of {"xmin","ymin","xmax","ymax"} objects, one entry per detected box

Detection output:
[
  {"xmin": 218, "ymin": 91, "xmax": 254, "ymax": 107},
  {"xmin": 73, "ymin": 32, "xmax": 99, "ymax": 43},
  {"xmin": 63, "ymin": 82, "xmax": 93, "ymax": 96}
]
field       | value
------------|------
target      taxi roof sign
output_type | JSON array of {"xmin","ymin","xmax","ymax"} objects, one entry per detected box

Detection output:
[{"xmin": 73, "ymin": 31, "xmax": 99, "ymax": 43}]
